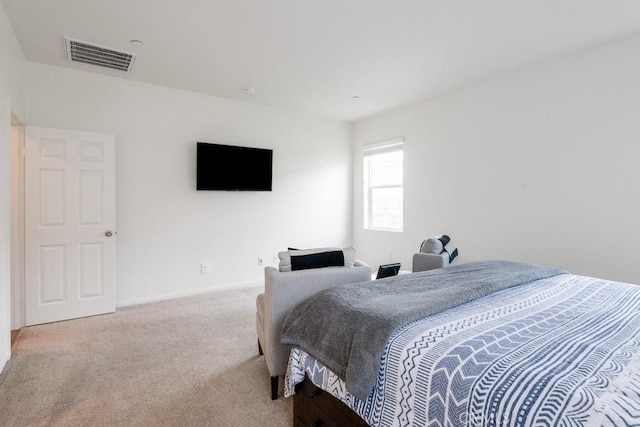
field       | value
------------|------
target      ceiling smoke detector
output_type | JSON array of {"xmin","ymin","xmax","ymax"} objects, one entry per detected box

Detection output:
[{"xmin": 64, "ymin": 37, "xmax": 137, "ymax": 73}]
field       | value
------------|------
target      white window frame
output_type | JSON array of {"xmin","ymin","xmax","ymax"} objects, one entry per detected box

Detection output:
[{"xmin": 363, "ymin": 138, "xmax": 404, "ymax": 232}]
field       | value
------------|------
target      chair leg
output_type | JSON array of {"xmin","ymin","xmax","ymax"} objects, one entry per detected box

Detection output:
[
  {"xmin": 258, "ymin": 339, "xmax": 263, "ymax": 356},
  {"xmin": 271, "ymin": 376, "xmax": 279, "ymax": 400}
]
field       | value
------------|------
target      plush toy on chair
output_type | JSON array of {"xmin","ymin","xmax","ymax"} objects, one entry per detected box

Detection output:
[{"xmin": 412, "ymin": 234, "xmax": 459, "ymax": 272}]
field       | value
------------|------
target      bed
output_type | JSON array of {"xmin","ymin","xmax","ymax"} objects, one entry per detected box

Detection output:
[{"xmin": 281, "ymin": 261, "xmax": 640, "ymax": 426}]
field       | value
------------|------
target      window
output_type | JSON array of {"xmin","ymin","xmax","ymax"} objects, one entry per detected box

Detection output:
[{"xmin": 363, "ymin": 139, "xmax": 403, "ymax": 232}]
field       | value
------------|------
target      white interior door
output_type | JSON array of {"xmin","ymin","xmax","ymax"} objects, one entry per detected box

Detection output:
[{"xmin": 25, "ymin": 126, "xmax": 116, "ymax": 326}]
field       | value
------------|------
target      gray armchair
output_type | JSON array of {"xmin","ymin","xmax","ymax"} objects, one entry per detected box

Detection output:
[
  {"xmin": 256, "ymin": 254, "xmax": 371, "ymax": 399},
  {"xmin": 412, "ymin": 252, "xmax": 451, "ymax": 272},
  {"xmin": 412, "ymin": 234, "xmax": 459, "ymax": 272}
]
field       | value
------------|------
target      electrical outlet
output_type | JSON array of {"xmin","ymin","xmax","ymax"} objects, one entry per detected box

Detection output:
[
  {"xmin": 201, "ymin": 262, "xmax": 211, "ymax": 274},
  {"xmin": 257, "ymin": 257, "xmax": 264, "ymax": 266}
]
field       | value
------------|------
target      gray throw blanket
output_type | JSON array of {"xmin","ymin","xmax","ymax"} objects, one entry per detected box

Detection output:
[{"xmin": 281, "ymin": 260, "xmax": 568, "ymax": 401}]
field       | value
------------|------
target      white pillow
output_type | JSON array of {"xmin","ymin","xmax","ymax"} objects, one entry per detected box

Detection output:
[{"xmin": 420, "ymin": 238, "xmax": 443, "ymax": 254}]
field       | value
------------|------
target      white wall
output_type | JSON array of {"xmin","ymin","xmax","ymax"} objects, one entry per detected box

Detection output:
[
  {"xmin": 0, "ymin": 4, "xmax": 26, "ymax": 372},
  {"xmin": 353, "ymin": 33, "xmax": 640, "ymax": 285},
  {"xmin": 25, "ymin": 63, "xmax": 352, "ymax": 306}
]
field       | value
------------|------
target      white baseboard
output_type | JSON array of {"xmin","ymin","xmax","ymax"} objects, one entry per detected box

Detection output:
[
  {"xmin": 116, "ymin": 279, "xmax": 262, "ymax": 309},
  {"xmin": 0, "ymin": 351, "xmax": 9, "ymax": 375}
]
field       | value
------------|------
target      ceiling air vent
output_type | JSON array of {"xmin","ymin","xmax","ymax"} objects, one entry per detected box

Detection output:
[{"xmin": 64, "ymin": 37, "xmax": 137, "ymax": 73}]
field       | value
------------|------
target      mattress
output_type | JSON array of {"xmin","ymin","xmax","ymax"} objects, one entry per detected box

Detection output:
[{"xmin": 284, "ymin": 273, "xmax": 640, "ymax": 426}]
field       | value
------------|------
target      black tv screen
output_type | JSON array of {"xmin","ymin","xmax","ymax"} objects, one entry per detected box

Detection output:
[{"xmin": 197, "ymin": 142, "xmax": 273, "ymax": 191}]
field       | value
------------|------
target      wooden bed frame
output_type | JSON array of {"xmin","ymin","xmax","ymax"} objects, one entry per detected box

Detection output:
[{"xmin": 293, "ymin": 376, "xmax": 369, "ymax": 427}]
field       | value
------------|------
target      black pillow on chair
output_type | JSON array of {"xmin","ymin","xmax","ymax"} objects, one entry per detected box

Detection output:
[
  {"xmin": 278, "ymin": 247, "xmax": 355, "ymax": 272},
  {"xmin": 290, "ymin": 250, "xmax": 345, "ymax": 271}
]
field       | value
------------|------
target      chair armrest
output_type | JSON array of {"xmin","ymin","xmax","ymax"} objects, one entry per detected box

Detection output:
[
  {"xmin": 412, "ymin": 252, "xmax": 448, "ymax": 272},
  {"xmin": 354, "ymin": 259, "xmax": 370, "ymax": 269}
]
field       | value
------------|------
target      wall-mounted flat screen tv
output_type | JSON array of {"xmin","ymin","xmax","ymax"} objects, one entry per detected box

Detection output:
[{"xmin": 197, "ymin": 142, "xmax": 273, "ymax": 191}]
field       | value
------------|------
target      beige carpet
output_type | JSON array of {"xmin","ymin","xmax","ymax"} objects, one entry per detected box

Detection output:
[{"xmin": 0, "ymin": 286, "xmax": 292, "ymax": 426}]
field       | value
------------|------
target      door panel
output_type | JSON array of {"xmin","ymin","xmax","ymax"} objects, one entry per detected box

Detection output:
[
  {"xmin": 79, "ymin": 171, "xmax": 103, "ymax": 224},
  {"xmin": 25, "ymin": 126, "xmax": 116, "ymax": 326},
  {"xmin": 78, "ymin": 243, "xmax": 103, "ymax": 298},
  {"xmin": 38, "ymin": 245, "xmax": 66, "ymax": 303}
]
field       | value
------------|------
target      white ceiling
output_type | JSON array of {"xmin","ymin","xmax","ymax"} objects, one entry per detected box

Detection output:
[{"xmin": 4, "ymin": 0, "xmax": 640, "ymax": 122}]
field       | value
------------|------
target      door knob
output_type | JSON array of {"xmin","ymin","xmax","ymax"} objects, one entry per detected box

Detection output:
[{"xmin": 105, "ymin": 230, "xmax": 114, "ymax": 237}]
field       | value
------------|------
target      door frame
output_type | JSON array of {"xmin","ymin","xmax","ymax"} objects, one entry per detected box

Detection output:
[{"xmin": 10, "ymin": 113, "xmax": 25, "ymax": 331}]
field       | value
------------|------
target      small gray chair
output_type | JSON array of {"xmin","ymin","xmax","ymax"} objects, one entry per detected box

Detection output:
[
  {"xmin": 412, "ymin": 234, "xmax": 459, "ymax": 272},
  {"xmin": 256, "ymin": 249, "xmax": 371, "ymax": 399}
]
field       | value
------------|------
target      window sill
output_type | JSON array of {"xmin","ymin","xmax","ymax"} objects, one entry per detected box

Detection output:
[{"xmin": 364, "ymin": 227, "xmax": 403, "ymax": 233}]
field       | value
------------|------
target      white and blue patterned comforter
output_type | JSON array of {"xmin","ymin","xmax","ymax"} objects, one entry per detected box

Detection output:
[{"xmin": 284, "ymin": 274, "xmax": 640, "ymax": 426}]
